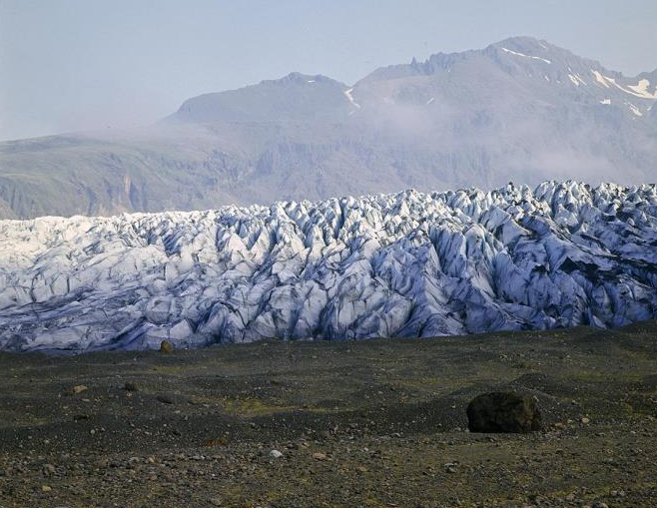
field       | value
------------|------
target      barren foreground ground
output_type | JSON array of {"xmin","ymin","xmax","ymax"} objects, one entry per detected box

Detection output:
[{"xmin": 1, "ymin": 323, "xmax": 656, "ymax": 508}]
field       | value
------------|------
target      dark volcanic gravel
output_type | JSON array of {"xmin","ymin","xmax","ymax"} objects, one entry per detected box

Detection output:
[{"xmin": 0, "ymin": 322, "xmax": 656, "ymax": 507}]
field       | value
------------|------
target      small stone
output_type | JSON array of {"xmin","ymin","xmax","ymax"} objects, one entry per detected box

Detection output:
[
  {"xmin": 210, "ymin": 499, "xmax": 223, "ymax": 507},
  {"xmin": 356, "ymin": 466, "xmax": 368, "ymax": 472},
  {"xmin": 160, "ymin": 340, "xmax": 174, "ymax": 354},
  {"xmin": 41, "ymin": 485, "xmax": 52, "ymax": 492},
  {"xmin": 269, "ymin": 449, "xmax": 283, "ymax": 459},
  {"xmin": 124, "ymin": 382, "xmax": 138, "ymax": 392},
  {"xmin": 42, "ymin": 464, "xmax": 56, "ymax": 476},
  {"xmin": 565, "ymin": 494, "xmax": 576, "ymax": 502},
  {"xmin": 581, "ymin": 417, "xmax": 590, "ymax": 424},
  {"xmin": 312, "ymin": 452, "xmax": 327, "ymax": 460},
  {"xmin": 72, "ymin": 385, "xmax": 88, "ymax": 394},
  {"xmin": 93, "ymin": 458, "xmax": 109, "ymax": 468},
  {"xmin": 592, "ymin": 503, "xmax": 608, "ymax": 508},
  {"xmin": 157, "ymin": 394, "xmax": 174, "ymax": 405},
  {"xmin": 445, "ymin": 462, "xmax": 459, "ymax": 473}
]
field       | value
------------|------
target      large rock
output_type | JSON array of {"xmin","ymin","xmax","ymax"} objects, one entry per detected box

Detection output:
[{"xmin": 467, "ymin": 392, "xmax": 542, "ymax": 433}]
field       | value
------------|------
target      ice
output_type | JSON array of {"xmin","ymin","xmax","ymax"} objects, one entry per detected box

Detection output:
[{"xmin": 1, "ymin": 181, "xmax": 656, "ymax": 352}]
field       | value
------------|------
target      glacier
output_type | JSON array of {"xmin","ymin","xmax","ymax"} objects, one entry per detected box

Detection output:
[{"xmin": 0, "ymin": 181, "xmax": 656, "ymax": 352}]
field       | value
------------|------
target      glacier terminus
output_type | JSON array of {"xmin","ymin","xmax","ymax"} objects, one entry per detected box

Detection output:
[{"xmin": 0, "ymin": 181, "xmax": 656, "ymax": 352}]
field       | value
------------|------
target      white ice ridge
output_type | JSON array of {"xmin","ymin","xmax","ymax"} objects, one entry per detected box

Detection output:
[
  {"xmin": 500, "ymin": 47, "xmax": 551, "ymax": 64},
  {"xmin": 1, "ymin": 181, "xmax": 656, "ymax": 352}
]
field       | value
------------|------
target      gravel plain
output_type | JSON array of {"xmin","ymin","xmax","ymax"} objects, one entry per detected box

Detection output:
[{"xmin": 1, "ymin": 322, "xmax": 656, "ymax": 508}]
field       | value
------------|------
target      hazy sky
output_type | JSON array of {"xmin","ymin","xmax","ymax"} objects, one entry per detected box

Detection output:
[{"xmin": 1, "ymin": 0, "xmax": 656, "ymax": 141}]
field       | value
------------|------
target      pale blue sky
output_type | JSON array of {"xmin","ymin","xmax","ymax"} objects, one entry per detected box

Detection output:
[{"xmin": 1, "ymin": 0, "xmax": 656, "ymax": 141}]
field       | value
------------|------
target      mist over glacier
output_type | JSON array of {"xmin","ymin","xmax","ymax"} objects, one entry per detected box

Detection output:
[{"xmin": 1, "ymin": 181, "xmax": 656, "ymax": 352}]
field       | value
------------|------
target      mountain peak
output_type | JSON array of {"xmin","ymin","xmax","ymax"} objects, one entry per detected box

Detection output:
[
  {"xmin": 262, "ymin": 72, "xmax": 345, "ymax": 87},
  {"xmin": 491, "ymin": 35, "xmax": 556, "ymax": 52}
]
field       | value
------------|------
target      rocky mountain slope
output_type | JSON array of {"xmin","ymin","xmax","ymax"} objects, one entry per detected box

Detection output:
[
  {"xmin": 1, "ymin": 37, "xmax": 656, "ymax": 219},
  {"xmin": 1, "ymin": 181, "xmax": 656, "ymax": 352}
]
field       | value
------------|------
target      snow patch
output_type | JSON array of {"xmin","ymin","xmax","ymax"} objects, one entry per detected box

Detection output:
[
  {"xmin": 592, "ymin": 70, "xmax": 610, "ymax": 88},
  {"xmin": 626, "ymin": 102, "xmax": 643, "ymax": 117},
  {"xmin": 627, "ymin": 79, "xmax": 657, "ymax": 99},
  {"xmin": 500, "ymin": 47, "xmax": 552, "ymax": 64},
  {"xmin": 600, "ymin": 98, "xmax": 611, "ymax": 105},
  {"xmin": 593, "ymin": 72, "xmax": 657, "ymax": 100},
  {"xmin": 568, "ymin": 73, "xmax": 586, "ymax": 87},
  {"xmin": 344, "ymin": 88, "xmax": 361, "ymax": 109}
]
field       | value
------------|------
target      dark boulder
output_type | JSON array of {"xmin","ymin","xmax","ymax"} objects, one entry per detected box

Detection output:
[
  {"xmin": 160, "ymin": 340, "xmax": 174, "ymax": 354},
  {"xmin": 467, "ymin": 392, "xmax": 541, "ymax": 433}
]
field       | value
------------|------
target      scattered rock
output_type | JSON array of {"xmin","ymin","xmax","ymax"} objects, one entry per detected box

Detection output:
[
  {"xmin": 92, "ymin": 458, "xmax": 109, "ymax": 469},
  {"xmin": 160, "ymin": 341, "xmax": 174, "ymax": 354},
  {"xmin": 42, "ymin": 464, "xmax": 56, "ymax": 476},
  {"xmin": 312, "ymin": 452, "xmax": 327, "ymax": 461},
  {"xmin": 156, "ymin": 394, "xmax": 174, "ymax": 405},
  {"xmin": 444, "ymin": 461, "xmax": 459, "ymax": 473},
  {"xmin": 41, "ymin": 485, "xmax": 52, "ymax": 492},
  {"xmin": 269, "ymin": 449, "xmax": 283, "ymax": 459},
  {"xmin": 581, "ymin": 417, "xmax": 591, "ymax": 424},
  {"xmin": 72, "ymin": 385, "xmax": 88, "ymax": 394},
  {"xmin": 592, "ymin": 503, "xmax": 609, "ymax": 508},
  {"xmin": 467, "ymin": 392, "xmax": 542, "ymax": 433}
]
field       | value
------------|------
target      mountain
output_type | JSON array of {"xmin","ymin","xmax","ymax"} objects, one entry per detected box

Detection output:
[
  {"xmin": 1, "ymin": 37, "xmax": 656, "ymax": 220},
  {"xmin": 1, "ymin": 181, "xmax": 656, "ymax": 352}
]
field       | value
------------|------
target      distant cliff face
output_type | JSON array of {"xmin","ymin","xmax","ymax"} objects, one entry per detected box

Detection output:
[
  {"xmin": 1, "ymin": 181, "xmax": 656, "ymax": 352},
  {"xmin": 1, "ymin": 37, "xmax": 656, "ymax": 220}
]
